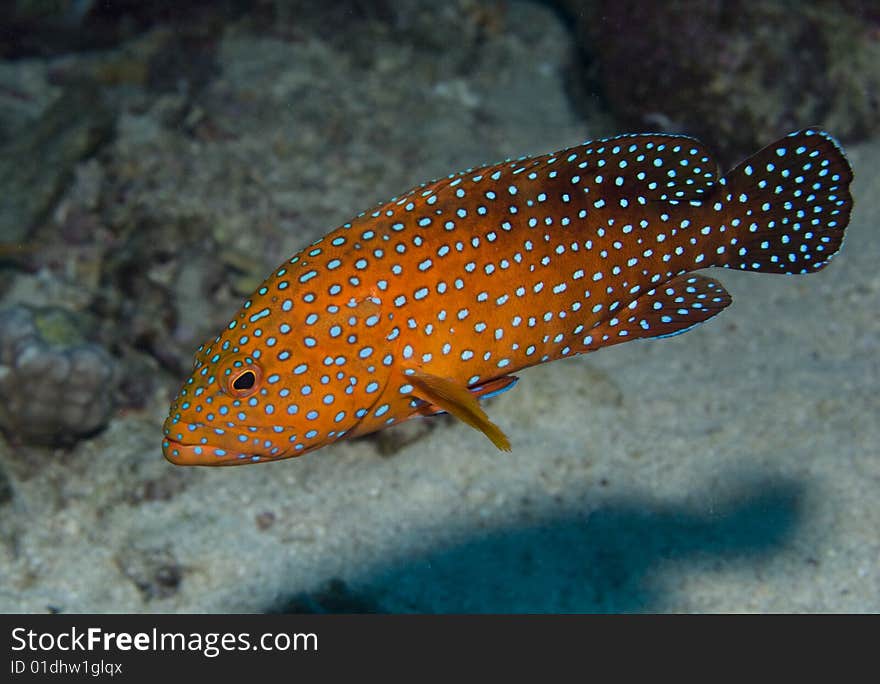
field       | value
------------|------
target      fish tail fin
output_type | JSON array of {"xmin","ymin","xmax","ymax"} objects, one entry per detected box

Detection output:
[{"xmin": 710, "ymin": 129, "xmax": 853, "ymax": 274}]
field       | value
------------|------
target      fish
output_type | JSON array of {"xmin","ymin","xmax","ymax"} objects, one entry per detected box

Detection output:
[{"xmin": 162, "ymin": 128, "xmax": 853, "ymax": 465}]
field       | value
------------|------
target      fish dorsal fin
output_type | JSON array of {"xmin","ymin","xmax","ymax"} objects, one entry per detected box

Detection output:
[
  {"xmin": 367, "ymin": 133, "xmax": 721, "ymax": 221},
  {"xmin": 579, "ymin": 273, "xmax": 732, "ymax": 352},
  {"xmin": 406, "ymin": 368, "xmax": 511, "ymax": 451},
  {"xmin": 555, "ymin": 133, "xmax": 722, "ymax": 203}
]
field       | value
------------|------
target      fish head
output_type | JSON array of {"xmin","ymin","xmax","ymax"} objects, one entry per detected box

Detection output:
[{"xmin": 162, "ymin": 279, "xmax": 393, "ymax": 465}]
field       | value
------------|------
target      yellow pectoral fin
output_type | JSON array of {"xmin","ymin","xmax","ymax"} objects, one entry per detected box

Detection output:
[{"xmin": 406, "ymin": 368, "xmax": 511, "ymax": 451}]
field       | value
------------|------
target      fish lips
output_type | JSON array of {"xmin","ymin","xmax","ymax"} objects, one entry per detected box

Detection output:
[{"xmin": 161, "ymin": 418, "xmax": 297, "ymax": 466}]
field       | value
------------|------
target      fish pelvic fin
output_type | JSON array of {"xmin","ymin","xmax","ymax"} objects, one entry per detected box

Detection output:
[
  {"xmin": 710, "ymin": 128, "xmax": 853, "ymax": 275},
  {"xmin": 406, "ymin": 368, "xmax": 511, "ymax": 451}
]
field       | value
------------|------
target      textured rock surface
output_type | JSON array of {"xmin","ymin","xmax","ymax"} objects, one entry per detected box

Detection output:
[
  {"xmin": 0, "ymin": 85, "xmax": 114, "ymax": 242},
  {"xmin": 558, "ymin": 0, "xmax": 880, "ymax": 164},
  {"xmin": 0, "ymin": 306, "xmax": 118, "ymax": 446}
]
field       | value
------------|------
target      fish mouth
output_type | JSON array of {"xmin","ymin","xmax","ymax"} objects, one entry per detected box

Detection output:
[
  {"xmin": 161, "ymin": 419, "xmax": 293, "ymax": 466},
  {"xmin": 162, "ymin": 434, "xmax": 271, "ymax": 466},
  {"xmin": 162, "ymin": 435, "xmax": 208, "ymax": 465}
]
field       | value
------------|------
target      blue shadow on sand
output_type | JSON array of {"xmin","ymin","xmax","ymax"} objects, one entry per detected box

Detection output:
[{"xmin": 273, "ymin": 476, "xmax": 804, "ymax": 613}]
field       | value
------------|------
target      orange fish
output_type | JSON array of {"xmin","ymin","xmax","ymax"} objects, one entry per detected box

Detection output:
[{"xmin": 163, "ymin": 129, "xmax": 853, "ymax": 465}]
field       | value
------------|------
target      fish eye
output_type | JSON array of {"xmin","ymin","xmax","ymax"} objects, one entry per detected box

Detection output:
[
  {"xmin": 225, "ymin": 365, "xmax": 262, "ymax": 397},
  {"xmin": 233, "ymin": 371, "xmax": 255, "ymax": 390}
]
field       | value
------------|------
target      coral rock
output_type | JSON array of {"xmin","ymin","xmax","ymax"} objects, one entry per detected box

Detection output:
[{"xmin": 0, "ymin": 305, "xmax": 118, "ymax": 446}]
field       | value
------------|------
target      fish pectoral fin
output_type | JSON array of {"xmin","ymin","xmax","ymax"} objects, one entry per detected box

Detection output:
[
  {"xmin": 405, "ymin": 368, "xmax": 511, "ymax": 451},
  {"xmin": 579, "ymin": 273, "xmax": 733, "ymax": 352}
]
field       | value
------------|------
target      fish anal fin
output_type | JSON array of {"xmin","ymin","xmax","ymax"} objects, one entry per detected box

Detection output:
[
  {"xmin": 406, "ymin": 368, "xmax": 511, "ymax": 451},
  {"xmin": 580, "ymin": 273, "xmax": 732, "ymax": 351}
]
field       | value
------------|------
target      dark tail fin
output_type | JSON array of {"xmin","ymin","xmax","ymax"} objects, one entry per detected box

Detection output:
[{"xmin": 712, "ymin": 129, "xmax": 853, "ymax": 274}]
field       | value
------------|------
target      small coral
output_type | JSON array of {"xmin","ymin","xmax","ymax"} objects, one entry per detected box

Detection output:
[{"xmin": 0, "ymin": 305, "xmax": 118, "ymax": 446}]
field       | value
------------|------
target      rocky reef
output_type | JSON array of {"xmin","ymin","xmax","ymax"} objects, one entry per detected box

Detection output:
[
  {"xmin": 556, "ymin": 0, "xmax": 880, "ymax": 163},
  {"xmin": 0, "ymin": 305, "xmax": 118, "ymax": 445}
]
